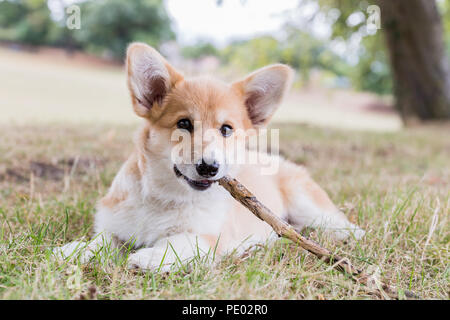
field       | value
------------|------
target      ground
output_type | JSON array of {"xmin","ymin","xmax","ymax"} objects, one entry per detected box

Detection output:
[
  {"xmin": 0, "ymin": 46, "xmax": 448, "ymax": 299},
  {"xmin": 0, "ymin": 46, "xmax": 401, "ymax": 131},
  {"xmin": 0, "ymin": 122, "xmax": 448, "ymax": 299}
]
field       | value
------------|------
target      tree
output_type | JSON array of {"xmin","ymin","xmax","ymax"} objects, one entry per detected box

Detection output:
[
  {"xmin": 0, "ymin": 0, "xmax": 55, "ymax": 45},
  {"xmin": 220, "ymin": 29, "xmax": 349, "ymax": 86},
  {"xmin": 181, "ymin": 41, "xmax": 219, "ymax": 60},
  {"xmin": 0, "ymin": 0, "xmax": 175, "ymax": 60},
  {"xmin": 377, "ymin": 0, "xmax": 450, "ymax": 121},
  {"xmin": 75, "ymin": 0, "xmax": 175, "ymax": 60},
  {"xmin": 315, "ymin": 0, "xmax": 450, "ymax": 121}
]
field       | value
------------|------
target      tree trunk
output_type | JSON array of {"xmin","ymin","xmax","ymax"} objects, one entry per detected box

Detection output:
[{"xmin": 377, "ymin": 0, "xmax": 450, "ymax": 122}]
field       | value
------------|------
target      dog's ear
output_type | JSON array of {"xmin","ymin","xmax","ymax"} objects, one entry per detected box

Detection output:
[
  {"xmin": 232, "ymin": 64, "xmax": 293, "ymax": 128},
  {"xmin": 126, "ymin": 42, "xmax": 183, "ymax": 118}
]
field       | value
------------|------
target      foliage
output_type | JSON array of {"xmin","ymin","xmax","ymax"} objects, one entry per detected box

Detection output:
[
  {"xmin": 74, "ymin": 0, "xmax": 174, "ymax": 60},
  {"xmin": 0, "ymin": 0, "xmax": 175, "ymax": 60},
  {"xmin": 181, "ymin": 41, "xmax": 219, "ymax": 59},
  {"xmin": 348, "ymin": 31, "xmax": 392, "ymax": 94},
  {"xmin": 0, "ymin": 0, "xmax": 55, "ymax": 45},
  {"xmin": 312, "ymin": 0, "xmax": 393, "ymax": 94},
  {"xmin": 1, "ymin": 0, "xmax": 448, "ymax": 91},
  {"xmin": 220, "ymin": 36, "xmax": 281, "ymax": 72},
  {"xmin": 208, "ymin": 0, "xmax": 396, "ymax": 93},
  {"xmin": 313, "ymin": 0, "xmax": 449, "ymax": 94},
  {"xmin": 0, "ymin": 0, "xmax": 28, "ymax": 27},
  {"xmin": 220, "ymin": 30, "xmax": 349, "ymax": 86},
  {"xmin": 440, "ymin": 0, "xmax": 450, "ymax": 55}
]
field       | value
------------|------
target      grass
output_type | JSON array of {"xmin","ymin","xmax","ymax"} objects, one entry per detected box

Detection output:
[
  {"xmin": 0, "ymin": 46, "xmax": 402, "ymax": 131},
  {"xmin": 0, "ymin": 122, "xmax": 448, "ymax": 300},
  {"xmin": 0, "ymin": 47, "xmax": 133, "ymax": 125},
  {"xmin": 0, "ymin": 46, "xmax": 447, "ymax": 299}
]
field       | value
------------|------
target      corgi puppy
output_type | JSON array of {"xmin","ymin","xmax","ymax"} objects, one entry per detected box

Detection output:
[{"xmin": 55, "ymin": 43, "xmax": 364, "ymax": 271}]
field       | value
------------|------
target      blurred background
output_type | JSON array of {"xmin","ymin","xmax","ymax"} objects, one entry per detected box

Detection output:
[{"xmin": 0, "ymin": 0, "xmax": 449, "ymax": 130}]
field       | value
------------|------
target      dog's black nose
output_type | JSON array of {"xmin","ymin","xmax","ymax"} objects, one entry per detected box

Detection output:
[{"xmin": 196, "ymin": 159, "xmax": 219, "ymax": 178}]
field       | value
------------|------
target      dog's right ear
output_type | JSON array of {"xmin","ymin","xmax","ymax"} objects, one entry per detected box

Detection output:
[{"xmin": 126, "ymin": 42, "xmax": 183, "ymax": 118}]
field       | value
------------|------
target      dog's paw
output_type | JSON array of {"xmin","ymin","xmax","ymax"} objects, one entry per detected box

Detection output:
[
  {"xmin": 53, "ymin": 241, "xmax": 95, "ymax": 263},
  {"xmin": 127, "ymin": 248, "xmax": 174, "ymax": 272},
  {"xmin": 351, "ymin": 225, "xmax": 366, "ymax": 240},
  {"xmin": 331, "ymin": 223, "xmax": 365, "ymax": 241}
]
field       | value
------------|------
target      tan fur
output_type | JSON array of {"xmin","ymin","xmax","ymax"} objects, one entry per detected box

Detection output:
[
  {"xmin": 55, "ymin": 43, "xmax": 364, "ymax": 271},
  {"xmin": 101, "ymin": 190, "xmax": 128, "ymax": 209},
  {"xmin": 123, "ymin": 43, "xmax": 361, "ymax": 255},
  {"xmin": 125, "ymin": 152, "xmax": 142, "ymax": 179},
  {"xmin": 278, "ymin": 160, "xmax": 337, "ymax": 212},
  {"xmin": 218, "ymin": 164, "xmax": 286, "ymax": 251},
  {"xmin": 126, "ymin": 44, "xmax": 184, "ymax": 119},
  {"xmin": 156, "ymin": 78, "xmax": 253, "ymax": 130}
]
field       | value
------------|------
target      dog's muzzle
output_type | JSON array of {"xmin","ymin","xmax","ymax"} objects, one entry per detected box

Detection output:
[{"xmin": 174, "ymin": 165, "xmax": 215, "ymax": 191}]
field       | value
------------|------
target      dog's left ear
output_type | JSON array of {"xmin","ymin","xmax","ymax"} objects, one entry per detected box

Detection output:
[
  {"xmin": 126, "ymin": 42, "xmax": 183, "ymax": 118},
  {"xmin": 232, "ymin": 64, "xmax": 294, "ymax": 128}
]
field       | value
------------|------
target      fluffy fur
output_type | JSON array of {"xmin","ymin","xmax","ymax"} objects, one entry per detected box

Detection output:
[{"xmin": 54, "ymin": 43, "xmax": 364, "ymax": 271}]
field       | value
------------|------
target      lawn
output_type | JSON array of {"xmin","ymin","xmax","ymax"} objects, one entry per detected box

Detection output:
[
  {"xmin": 0, "ymin": 122, "xmax": 448, "ymax": 299},
  {"xmin": 0, "ymin": 46, "xmax": 448, "ymax": 300},
  {"xmin": 0, "ymin": 46, "xmax": 402, "ymax": 131}
]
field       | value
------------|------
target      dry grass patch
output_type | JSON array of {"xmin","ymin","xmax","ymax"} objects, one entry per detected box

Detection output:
[{"xmin": 0, "ymin": 123, "xmax": 448, "ymax": 299}]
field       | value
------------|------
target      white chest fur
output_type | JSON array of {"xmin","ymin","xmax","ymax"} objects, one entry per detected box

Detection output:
[{"xmin": 94, "ymin": 167, "xmax": 230, "ymax": 248}]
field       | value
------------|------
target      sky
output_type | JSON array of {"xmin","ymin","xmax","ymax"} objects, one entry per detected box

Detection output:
[
  {"xmin": 49, "ymin": 0, "xmax": 445, "ymax": 49},
  {"xmin": 164, "ymin": 0, "xmax": 359, "ymax": 62},
  {"xmin": 48, "ymin": 0, "xmax": 332, "ymax": 46},
  {"xmin": 165, "ymin": 0, "xmax": 301, "ymax": 46},
  {"xmin": 166, "ymin": 0, "xmax": 447, "ymax": 47},
  {"xmin": 47, "ymin": 0, "xmax": 359, "ymax": 61}
]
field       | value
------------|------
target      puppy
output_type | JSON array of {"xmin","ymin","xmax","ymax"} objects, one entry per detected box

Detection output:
[{"xmin": 55, "ymin": 43, "xmax": 364, "ymax": 271}]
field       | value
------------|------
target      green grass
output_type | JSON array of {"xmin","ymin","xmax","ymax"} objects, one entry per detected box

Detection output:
[{"xmin": 0, "ymin": 122, "xmax": 448, "ymax": 299}]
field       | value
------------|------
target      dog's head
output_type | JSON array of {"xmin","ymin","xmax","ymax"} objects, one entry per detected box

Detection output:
[{"xmin": 126, "ymin": 43, "xmax": 293, "ymax": 192}]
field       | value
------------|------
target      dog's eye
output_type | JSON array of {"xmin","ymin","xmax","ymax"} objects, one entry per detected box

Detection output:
[
  {"xmin": 177, "ymin": 119, "xmax": 193, "ymax": 132},
  {"xmin": 220, "ymin": 124, "xmax": 233, "ymax": 137}
]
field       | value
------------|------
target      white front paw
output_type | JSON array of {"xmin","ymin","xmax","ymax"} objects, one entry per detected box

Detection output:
[
  {"xmin": 351, "ymin": 225, "xmax": 366, "ymax": 240},
  {"xmin": 53, "ymin": 241, "xmax": 95, "ymax": 263},
  {"xmin": 127, "ymin": 248, "xmax": 175, "ymax": 272},
  {"xmin": 332, "ymin": 224, "xmax": 365, "ymax": 241}
]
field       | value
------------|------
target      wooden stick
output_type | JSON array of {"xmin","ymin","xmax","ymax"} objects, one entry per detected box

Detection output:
[{"xmin": 218, "ymin": 175, "xmax": 419, "ymax": 300}]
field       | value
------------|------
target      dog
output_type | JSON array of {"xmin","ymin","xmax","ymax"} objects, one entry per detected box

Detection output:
[{"xmin": 54, "ymin": 42, "xmax": 364, "ymax": 271}]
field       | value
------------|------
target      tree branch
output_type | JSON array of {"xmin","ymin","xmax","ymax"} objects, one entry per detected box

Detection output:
[{"xmin": 218, "ymin": 175, "xmax": 419, "ymax": 299}]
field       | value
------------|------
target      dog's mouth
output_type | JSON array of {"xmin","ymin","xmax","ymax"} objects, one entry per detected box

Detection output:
[{"xmin": 173, "ymin": 165, "xmax": 215, "ymax": 191}]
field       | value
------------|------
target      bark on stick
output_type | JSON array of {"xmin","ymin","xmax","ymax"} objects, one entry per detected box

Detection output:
[{"xmin": 218, "ymin": 175, "xmax": 419, "ymax": 299}]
